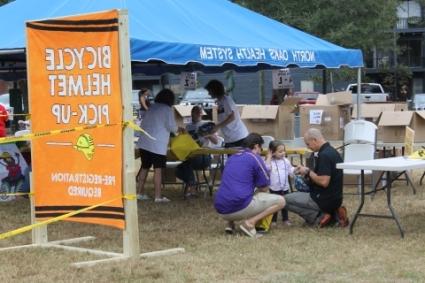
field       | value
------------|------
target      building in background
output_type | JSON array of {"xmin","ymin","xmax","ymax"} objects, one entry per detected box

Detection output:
[{"xmin": 364, "ymin": 0, "xmax": 425, "ymax": 101}]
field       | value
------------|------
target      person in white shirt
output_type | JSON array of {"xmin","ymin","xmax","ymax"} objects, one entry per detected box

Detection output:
[
  {"xmin": 205, "ymin": 80, "xmax": 248, "ymax": 148},
  {"xmin": 176, "ymin": 105, "xmax": 220, "ymax": 197},
  {"xmin": 136, "ymin": 89, "xmax": 181, "ymax": 203},
  {"xmin": 265, "ymin": 140, "xmax": 295, "ymax": 226}
]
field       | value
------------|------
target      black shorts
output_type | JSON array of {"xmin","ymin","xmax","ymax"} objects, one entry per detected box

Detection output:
[
  {"xmin": 140, "ymin": 149, "xmax": 166, "ymax": 169},
  {"xmin": 224, "ymin": 137, "xmax": 246, "ymax": 148}
]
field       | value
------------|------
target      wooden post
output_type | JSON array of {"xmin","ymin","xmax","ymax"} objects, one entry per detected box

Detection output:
[
  {"xmin": 30, "ymin": 173, "xmax": 48, "ymax": 244},
  {"xmin": 118, "ymin": 10, "xmax": 140, "ymax": 258},
  {"xmin": 26, "ymin": 20, "xmax": 48, "ymax": 244}
]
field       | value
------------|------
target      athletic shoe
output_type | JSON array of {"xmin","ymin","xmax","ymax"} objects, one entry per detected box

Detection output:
[
  {"xmin": 225, "ymin": 221, "xmax": 235, "ymax": 235},
  {"xmin": 136, "ymin": 194, "xmax": 151, "ymax": 201},
  {"xmin": 185, "ymin": 192, "xmax": 198, "ymax": 199},
  {"xmin": 154, "ymin": 196, "xmax": 170, "ymax": 203}
]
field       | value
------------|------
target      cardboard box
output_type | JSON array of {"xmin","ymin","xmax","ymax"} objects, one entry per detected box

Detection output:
[
  {"xmin": 173, "ymin": 105, "xmax": 194, "ymax": 127},
  {"xmin": 412, "ymin": 111, "xmax": 425, "ymax": 142},
  {"xmin": 394, "ymin": 102, "xmax": 408, "ymax": 111},
  {"xmin": 300, "ymin": 93, "xmax": 351, "ymax": 141},
  {"xmin": 377, "ymin": 111, "xmax": 414, "ymax": 142},
  {"xmin": 212, "ymin": 104, "xmax": 244, "ymax": 124},
  {"xmin": 351, "ymin": 103, "xmax": 395, "ymax": 121},
  {"xmin": 240, "ymin": 97, "xmax": 301, "ymax": 140},
  {"xmin": 173, "ymin": 105, "xmax": 206, "ymax": 127},
  {"xmin": 300, "ymin": 105, "xmax": 351, "ymax": 140},
  {"xmin": 212, "ymin": 105, "xmax": 217, "ymax": 123},
  {"xmin": 316, "ymin": 91, "xmax": 352, "ymax": 106},
  {"xmin": 241, "ymin": 105, "xmax": 279, "ymax": 137},
  {"xmin": 162, "ymin": 167, "xmax": 179, "ymax": 183}
]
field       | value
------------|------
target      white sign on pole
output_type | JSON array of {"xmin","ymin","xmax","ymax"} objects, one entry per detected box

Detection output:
[
  {"xmin": 180, "ymin": 72, "xmax": 197, "ymax": 90},
  {"xmin": 272, "ymin": 68, "xmax": 293, "ymax": 89},
  {"xmin": 301, "ymin": 80, "xmax": 314, "ymax": 92}
]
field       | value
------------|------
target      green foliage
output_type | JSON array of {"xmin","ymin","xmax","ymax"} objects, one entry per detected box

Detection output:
[
  {"xmin": 235, "ymin": 0, "xmax": 399, "ymax": 52},
  {"xmin": 0, "ymin": 0, "xmax": 12, "ymax": 6},
  {"xmin": 235, "ymin": 0, "xmax": 407, "ymax": 88},
  {"xmin": 377, "ymin": 64, "xmax": 412, "ymax": 97}
]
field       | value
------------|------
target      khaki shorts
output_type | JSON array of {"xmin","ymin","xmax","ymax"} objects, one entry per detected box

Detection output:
[{"xmin": 220, "ymin": 192, "xmax": 284, "ymax": 222}]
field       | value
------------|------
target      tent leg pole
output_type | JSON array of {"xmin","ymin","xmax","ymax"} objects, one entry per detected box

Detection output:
[{"xmin": 357, "ymin": 68, "xmax": 362, "ymax": 119}]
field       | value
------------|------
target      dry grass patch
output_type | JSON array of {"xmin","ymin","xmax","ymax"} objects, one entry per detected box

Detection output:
[{"xmin": 1, "ymin": 172, "xmax": 425, "ymax": 282}]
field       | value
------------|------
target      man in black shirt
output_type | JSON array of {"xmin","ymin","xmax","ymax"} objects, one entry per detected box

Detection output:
[{"xmin": 285, "ymin": 128, "xmax": 348, "ymax": 227}]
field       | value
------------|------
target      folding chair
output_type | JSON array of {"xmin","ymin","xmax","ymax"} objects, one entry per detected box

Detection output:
[
  {"xmin": 193, "ymin": 160, "xmax": 213, "ymax": 197},
  {"xmin": 285, "ymin": 137, "xmax": 306, "ymax": 165},
  {"xmin": 342, "ymin": 120, "xmax": 377, "ymax": 193}
]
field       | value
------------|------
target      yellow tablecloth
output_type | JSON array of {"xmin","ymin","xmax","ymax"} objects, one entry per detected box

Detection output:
[{"xmin": 188, "ymin": 147, "xmax": 309, "ymax": 157}]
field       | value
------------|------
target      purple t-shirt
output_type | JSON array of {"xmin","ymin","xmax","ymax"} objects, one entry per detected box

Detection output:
[{"xmin": 214, "ymin": 149, "xmax": 270, "ymax": 214}]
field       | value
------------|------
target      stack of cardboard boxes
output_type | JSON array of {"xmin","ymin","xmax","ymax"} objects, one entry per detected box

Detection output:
[
  {"xmin": 299, "ymin": 92, "xmax": 352, "ymax": 140},
  {"xmin": 351, "ymin": 103, "xmax": 425, "ymax": 143},
  {"xmin": 378, "ymin": 109, "xmax": 425, "ymax": 143},
  {"xmin": 240, "ymin": 97, "xmax": 301, "ymax": 140}
]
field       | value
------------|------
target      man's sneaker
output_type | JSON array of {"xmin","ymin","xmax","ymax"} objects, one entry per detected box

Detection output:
[
  {"xmin": 225, "ymin": 221, "xmax": 235, "ymax": 235},
  {"xmin": 336, "ymin": 206, "xmax": 349, "ymax": 227},
  {"xmin": 154, "ymin": 196, "xmax": 171, "ymax": 203},
  {"xmin": 137, "ymin": 194, "xmax": 151, "ymax": 201},
  {"xmin": 318, "ymin": 213, "xmax": 332, "ymax": 228}
]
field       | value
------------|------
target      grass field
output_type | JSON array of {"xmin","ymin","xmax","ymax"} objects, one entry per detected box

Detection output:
[{"xmin": 1, "ymin": 171, "xmax": 425, "ymax": 282}]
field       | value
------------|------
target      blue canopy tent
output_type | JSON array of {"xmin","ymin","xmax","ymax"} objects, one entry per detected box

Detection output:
[
  {"xmin": 0, "ymin": 0, "xmax": 363, "ymax": 75},
  {"xmin": 0, "ymin": 0, "xmax": 366, "ymax": 117}
]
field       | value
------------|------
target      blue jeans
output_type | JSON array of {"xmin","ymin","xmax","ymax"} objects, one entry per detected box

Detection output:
[{"xmin": 175, "ymin": 155, "xmax": 211, "ymax": 186}]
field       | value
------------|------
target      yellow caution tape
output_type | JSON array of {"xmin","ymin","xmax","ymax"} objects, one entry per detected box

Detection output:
[
  {"xmin": 0, "ymin": 192, "xmax": 32, "ymax": 197},
  {"xmin": 0, "ymin": 120, "xmax": 154, "ymax": 144},
  {"xmin": 0, "ymin": 123, "xmax": 118, "ymax": 144},
  {"xmin": 124, "ymin": 120, "xmax": 156, "ymax": 140},
  {"xmin": 408, "ymin": 149, "xmax": 425, "ymax": 160},
  {"xmin": 0, "ymin": 194, "xmax": 135, "ymax": 240},
  {"xmin": 0, "ymin": 113, "xmax": 31, "ymax": 117},
  {"xmin": 123, "ymin": 194, "xmax": 137, "ymax": 200}
]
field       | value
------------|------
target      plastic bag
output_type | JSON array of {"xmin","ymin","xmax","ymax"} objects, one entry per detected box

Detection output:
[
  {"xmin": 255, "ymin": 214, "xmax": 273, "ymax": 233},
  {"xmin": 170, "ymin": 133, "xmax": 200, "ymax": 161},
  {"xmin": 294, "ymin": 175, "xmax": 310, "ymax": 192}
]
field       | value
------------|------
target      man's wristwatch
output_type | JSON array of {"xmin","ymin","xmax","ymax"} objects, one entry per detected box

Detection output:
[{"xmin": 305, "ymin": 168, "xmax": 310, "ymax": 178}]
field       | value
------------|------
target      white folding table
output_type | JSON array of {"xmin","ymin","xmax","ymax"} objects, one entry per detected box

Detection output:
[{"xmin": 337, "ymin": 156, "xmax": 425, "ymax": 238}]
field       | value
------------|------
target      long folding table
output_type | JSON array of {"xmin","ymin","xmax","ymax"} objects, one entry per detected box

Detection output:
[{"xmin": 337, "ymin": 156, "xmax": 425, "ymax": 238}]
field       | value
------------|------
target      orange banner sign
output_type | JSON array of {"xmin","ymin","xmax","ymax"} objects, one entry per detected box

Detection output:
[{"xmin": 27, "ymin": 10, "xmax": 124, "ymax": 229}]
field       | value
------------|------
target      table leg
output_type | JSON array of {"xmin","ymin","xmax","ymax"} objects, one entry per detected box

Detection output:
[
  {"xmin": 350, "ymin": 170, "xmax": 365, "ymax": 235},
  {"xmin": 404, "ymin": 171, "xmax": 416, "ymax": 194},
  {"xmin": 373, "ymin": 171, "xmax": 385, "ymax": 197},
  {"xmin": 385, "ymin": 171, "xmax": 404, "ymax": 238},
  {"xmin": 420, "ymin": 171, "xmax": 425, "ymax": 185},
  {"xmin": 387, "ymin": 171, "xmax": 416, "ymax": 195}
]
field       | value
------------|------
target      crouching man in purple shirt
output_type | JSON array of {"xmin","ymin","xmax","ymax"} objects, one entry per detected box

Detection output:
[{"xmin": 214, "ymin": 133, "xmax": 285, "ymax": 237}]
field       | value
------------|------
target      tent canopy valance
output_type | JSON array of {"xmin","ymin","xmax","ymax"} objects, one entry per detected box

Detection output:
[{"xmin": 0, "ymin": 0, "xmax": 363, "ymax": 75}]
